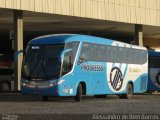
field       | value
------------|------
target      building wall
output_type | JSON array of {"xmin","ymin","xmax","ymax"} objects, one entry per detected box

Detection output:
[
  {"xmin": 0, "ymin": 0, "xmax": 160, "ymax": 26},
  {"xmin": 144, "ymin": 38, "xmax": 160, "ymax": 49}
]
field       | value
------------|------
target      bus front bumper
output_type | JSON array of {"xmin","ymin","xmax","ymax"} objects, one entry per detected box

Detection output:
[{"xmin": 21, "ymin": 85, "xmax": 59, "ymax": 96}]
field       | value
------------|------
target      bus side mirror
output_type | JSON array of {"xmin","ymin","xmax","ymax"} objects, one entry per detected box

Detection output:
[
  {"xmin": 78, "ymin": 57, "xmax": 86, "ymax": 65},
  {"xmin": 14, "ymin": 50, "xmax": 25, "ymax": 63}
]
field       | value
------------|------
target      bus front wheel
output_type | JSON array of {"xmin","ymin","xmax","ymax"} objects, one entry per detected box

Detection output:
[
  {"xmin": 75, "ymin": 84, "xmax": 82, "ymax": 102},
  {"xmin": 119, "ymin": 83, "xmax": 133, "ymax": 99}
]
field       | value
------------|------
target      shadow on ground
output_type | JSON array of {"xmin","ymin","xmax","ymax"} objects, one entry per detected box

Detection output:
[{"xmin": 0, "ymin": 93, "xmax": 157, "ymax": 102}]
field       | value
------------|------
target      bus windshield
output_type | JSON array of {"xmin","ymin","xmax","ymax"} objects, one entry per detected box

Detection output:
[
  {"xmin": 22, "ymin": 44, "xmax": 64, "ymax": 80},
  {"xmin": 149, "ymin": 56, "xmax": 160, "ymax": 68}
]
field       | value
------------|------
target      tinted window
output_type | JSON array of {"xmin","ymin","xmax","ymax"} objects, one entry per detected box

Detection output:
[
  {"xmin": 22, "ymin": 44, "xmax": 64, "ymax": 80},
  {"xmin": 149, "ymin": 56, "xmax": 160, "ymax": 68},
  {"xmin": 106, "ymin": 46, "xmax": 112, "ymax": 62},
  {"xmin": 79, "ymin": 43, "xmax": 92, "ymax": 61},
  {"xmin": 65, "ymin": 41, "xmax": 79, "ymax": 64},
  {"xmin": 79, "ymin": 42, "xmax": 147, "ymax": 65},
  {"xmin": 61, "ymin": 42, "xmax": 80, "ymax": 76}
]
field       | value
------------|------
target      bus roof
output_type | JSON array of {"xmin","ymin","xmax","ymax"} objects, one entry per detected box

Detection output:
[
  {"xmin": 29, "ymin": 34, "xmax": 146, "ymax": 50},
  {"xmin": 30, "ymin": 34, "xmax": 113, "ymax": 45}
]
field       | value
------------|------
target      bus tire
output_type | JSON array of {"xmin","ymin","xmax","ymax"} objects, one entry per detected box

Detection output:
[
  {"xmin": 119, "ymin": 83, "xmax": 133, "ymax": 99},
  {"xmin": 94, "ymin": 95, "xmax": 107, "ymax": 98},
  {"xmin": 75, "ymin": 84, "xmax": 82, "ymax": 102},
  {"xmin": 42, "ymin": 96, "xmax": 48, "ymax": 101}
]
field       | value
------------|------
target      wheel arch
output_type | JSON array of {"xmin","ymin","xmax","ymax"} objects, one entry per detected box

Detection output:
[
  {"xmin": 76, "ymin": 81, "xmax": 86, "ymax": 95},
  {"xmin": 127, "ymin": 81, "xmax": 134, "ymax": 93}
]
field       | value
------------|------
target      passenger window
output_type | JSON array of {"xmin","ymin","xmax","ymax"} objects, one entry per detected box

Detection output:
[
  {"xmin": 61, "ymin": 51, "xmax": 72, "ymax": 76},
  {"xmin": 79, "ymin": 43, "xmax": 92, "ymax": 63},
  {"xmin": 111, "ymin": 47, "xmax": 117, "ymax": 63},
  {"xmin": 65, "ymin": 42, "xmax": 79, "ymax": 64},
  {"xmin": 106, "ymin": 46, "xmax": 111, "ymax": 62}
]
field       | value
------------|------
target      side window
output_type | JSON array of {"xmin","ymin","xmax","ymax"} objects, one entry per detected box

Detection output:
[
  {"xmin": 93, "ymin": 44, "xmax": 97, "ymax": 61},
  {"xmin": 126, "ymin": 49, "xmax": 131, "ymax": 64},
  {"xmin": 106, "ymin": 46, "xmax": 111, "ymax": 62},
  {"xmin": 92, "ymin": 44, "xmax": 106, "ymax": 62},
  {"xmin": 79, "ymin": 43, "xmax": 147, "ymax": 65},
  {"xmin": 139, "ymin": 50, "xmax": 147, "ymax": 64},
  {"xmin": 129, "ymin": 49, "xmax": 133, "ymax": 64},
  {"xmin": 133, "ymin": 50, "xmax": 138, "ymax": 64},
  {"xmin": 65, "ymin": 41, "xmax": 79, "ymax": 65},
  {"xmin": 149, "ymin": 56, "xmax": 160, "ymax": 68},
  {"xmin": 117, "ymin": 47, "xmax": 123, "ymax": 63},
  {"xmin": 137, "ymin": 50, "xmax": 141, "ymax": 64},
  {"xmin": 121, "ymin": 47, "xmax": 127, "ymax": 63},
  {"xmin": 93, "ymin": 44, "xmax": 102, "ymax": 61},
  {"xmin": 61, "ymin": 51, "xmax": 72, "ymax": 76},
  {"xmin": 125, "ymin": 48, "xmax": 147, "ymax": 64},
  {"xmin": 79, "ymin": 43, "xmax": 92, "ymax": 62},
  {"xmin": 61, "ymin": 42, "xmax": 79, "ymax": 76},
  {"xmin": 101, "ymin": 45, "xmax": 106, "ymax": 62},
  {"xmin": 111, "ymin": 46, "xmax": 117, "ymax": 63}
]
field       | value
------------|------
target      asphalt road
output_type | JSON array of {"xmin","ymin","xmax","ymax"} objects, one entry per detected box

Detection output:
[{"xmin": 0, "ymin": 93, "xmax": 159, "ymax": 120}]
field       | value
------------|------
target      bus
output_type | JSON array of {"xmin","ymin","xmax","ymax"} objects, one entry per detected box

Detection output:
[
  {"xmin": 148, "ymin": 50, "xmax": 160, "ymax": 91},
  {"xmin": 20, "ymin": 34, "xmax": 148, "ymax": 101}
]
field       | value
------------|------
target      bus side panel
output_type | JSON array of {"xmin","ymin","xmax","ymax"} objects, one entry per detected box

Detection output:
[
  {"xmin": 147, "ymin": 68, "xmax": 160, "ymax": 91},
  {"xmin": 89, "ymin": 62, "xmax": 114, "ymax": 95},
  {"xmin": 106, "ymin": 62, "xmax": 148, "ymax": 94},
  {"xmin": 106, "ymin": 61, "xmax": 131, "ymax": 94},
  {"xmin": 148, "ymin": 51, "xmax": 160, "ymax": 91},
  {"xmin": 133, "ymin": 74, "xmax": 148, "ymax": 93},
  {"xmin": 58, "ymin": 72, "xmax": 92, "ymax": 96}
]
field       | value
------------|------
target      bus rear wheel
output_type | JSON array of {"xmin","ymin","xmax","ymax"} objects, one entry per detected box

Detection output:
[
  {"xmin": 119, "ymin": 83, "xmax": 133, "ymax": 99},
  {"xmin": 75, "ymin": 84, "xmax": 82, "ymax": 102},
  {"xmin": 42, "ymin": 96, "xmax": 48, "ymax": 101}
]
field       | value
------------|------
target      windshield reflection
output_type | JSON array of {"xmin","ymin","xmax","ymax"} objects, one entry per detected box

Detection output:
[{"xmin": 22, "ymin": 44, "xmax": 64, "ymax": 80}]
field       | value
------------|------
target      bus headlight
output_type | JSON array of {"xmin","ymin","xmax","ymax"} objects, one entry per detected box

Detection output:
[
  {"xmin": 49, "ymin": 83, "xmax": 56, "ymax": 87},
  {"xmin": 49, "ymin": 79, "xmax": 65, "ymax": 87},
  {"xmin": 58, "ymin": 80, "xmax": 65, "ymax": 85},
  {"xmin": 22, "ymin": 83, "xmax": 26, "ymax": 86},
  {"xmin": 21, "ymin": 80, "xmax": 28, "ymax": 86}
]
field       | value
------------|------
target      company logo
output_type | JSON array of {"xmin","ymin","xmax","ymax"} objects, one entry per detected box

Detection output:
[
  {"xmin": 110, "ymin": 67, "xmax": 123, "ymax": 91},
  {"xmin": 81, "ymin": 64, "xmax": 103, "ymax": 71},
  {"xmin": 156, "ymin": 72, "xmax": 160, "ymax": 86}
]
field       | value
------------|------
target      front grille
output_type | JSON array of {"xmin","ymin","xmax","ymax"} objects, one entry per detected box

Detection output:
[
  {"xmin": 28, "ymin": 81, "xmax": 49, "ymax": 87},
  {"xmin": 37, "ymin": 81, "xmax": 50, "ymax": 86}
]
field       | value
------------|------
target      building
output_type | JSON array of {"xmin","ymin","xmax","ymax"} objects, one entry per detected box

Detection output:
[{"xmin": 0, "ymin": 0, "xmax": 160, "ymax": 91}]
